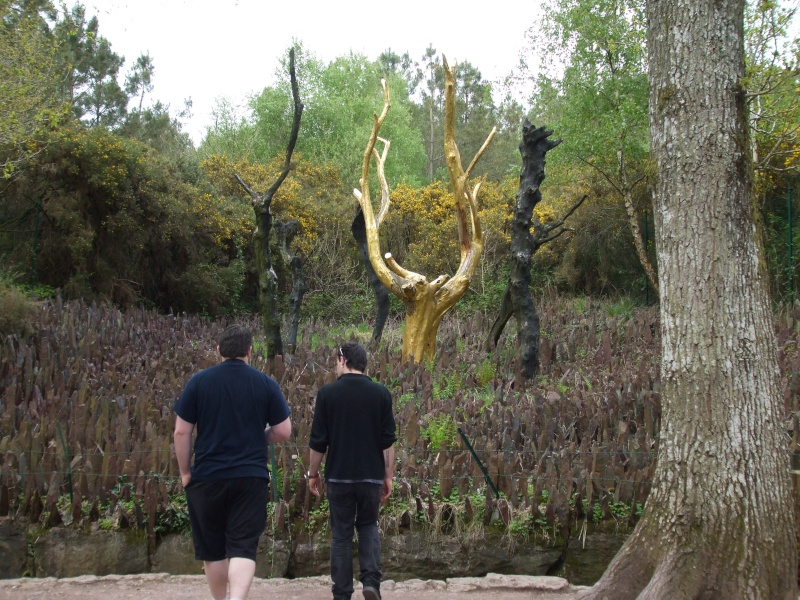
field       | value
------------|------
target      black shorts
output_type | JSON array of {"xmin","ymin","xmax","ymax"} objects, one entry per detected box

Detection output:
[{"xmin": 185, "ymin": 477, "xmax": 269, "ymax": 562}]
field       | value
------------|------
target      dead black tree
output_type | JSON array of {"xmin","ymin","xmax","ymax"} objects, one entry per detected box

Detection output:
[
  {"xmin": 351, "ymin": 206, "xmax": 390, "ymax": 344},
  {"xmin": 234, "ymin": 48, "xmax": 303, "ymax": 359},
  {"xmin": 487, "ymin": 120, "xmax": 585, "ymax": 378},
  {"xmin": 274, "ymin": 219, "xmax": 306, "ymax": 353}
]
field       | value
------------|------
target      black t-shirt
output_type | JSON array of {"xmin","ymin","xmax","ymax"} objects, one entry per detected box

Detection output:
[
  {"xmin": 174, "ymin": 359, "xmax": 291, "ymax": 481},
  {"xmin": 309, "ymin": 373, "xmax": 396, "ymax": 482}
]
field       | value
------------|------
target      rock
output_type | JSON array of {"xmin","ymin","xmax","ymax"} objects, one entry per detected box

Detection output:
[
  {"xmin": 34, "ymin": 528, "xmax": 148, "ymax": 577},
  {"xmin": 256, "ymin": 535, "xmax": 291, "ymax": 578},
  {"xmin": 151, "ymin": 534, "xmax": 198, "ymax": 575},
  {"xmin": 0, "ymin": 517, "xmax": 27, "ymax": 578}
]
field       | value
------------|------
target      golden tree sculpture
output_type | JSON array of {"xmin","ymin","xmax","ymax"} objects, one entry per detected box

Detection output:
[{"xmin": 354, "ymin": 57, "xmax": 495, "ymax": 362}]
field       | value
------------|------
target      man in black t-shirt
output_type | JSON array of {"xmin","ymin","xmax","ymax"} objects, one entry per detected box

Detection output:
[
  {"xmin": 174, "ymin": 324, "xmax": 291, "ymax": 600},
  {"xmin": 308, "ymin": 342, "xmax": 397, "ymax": 600}
]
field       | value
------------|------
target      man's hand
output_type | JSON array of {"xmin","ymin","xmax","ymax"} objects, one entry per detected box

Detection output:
[
  {"xmin": 181, "ymin": 473, "xmax": 192, "ymax": 488},
  {"xmin": 381, "ymin": 477, "xmax": 393, "ymax": 503},
  {"xmin": 308, "ymin": 474, "xmax": 322, "ymax": 497}
]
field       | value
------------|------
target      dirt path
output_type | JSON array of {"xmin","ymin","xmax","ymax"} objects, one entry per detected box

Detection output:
[{"xmin": 0, "ymin": 573, "xmax": 587, "ymax": 599}]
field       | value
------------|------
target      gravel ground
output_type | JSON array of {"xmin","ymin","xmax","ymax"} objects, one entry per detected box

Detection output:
[{"xmin": 0, "ymin": 573, "xmax": 588, "ymax": 599}]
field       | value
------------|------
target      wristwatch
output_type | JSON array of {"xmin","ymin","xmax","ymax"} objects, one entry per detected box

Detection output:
[{"xmin": 306, "ymin": 471, "xmax": 320, "ymax": 479}]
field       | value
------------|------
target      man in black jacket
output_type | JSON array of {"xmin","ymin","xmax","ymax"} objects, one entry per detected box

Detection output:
[{"xmin": 308, "ymin": 342, "xmax": 397, "ymax": 600}]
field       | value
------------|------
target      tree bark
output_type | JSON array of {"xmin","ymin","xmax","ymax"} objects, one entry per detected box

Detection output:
[
  {"xmin": 234, "ymin": 48, "xmax": 303, "ymax": 360},
  {"xmin": 579, "ymin": 1, "xmax": 797, "ymax": 598},
  {"xmin": 351, "ymin": 206, "xmax": 390, "ymax": 345},
  {"xmin": 487, "ymin": 121, "xmax": 561, "ymax": 379},
  {"xmin": 274, "ymin": 219, "xmax": 306, "ymax": 354},
  {"xmin": 618, "ymin": 150, "xmax": 659, "ymax": 296},
  {"xmin": 487, "ymin": 121, "xmax": 585, "ymax": 380}
]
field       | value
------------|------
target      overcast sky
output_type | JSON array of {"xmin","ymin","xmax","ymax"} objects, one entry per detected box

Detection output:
[{"xmin": 85, "ymin": 0, "xmax": 542, "ymax": 144}]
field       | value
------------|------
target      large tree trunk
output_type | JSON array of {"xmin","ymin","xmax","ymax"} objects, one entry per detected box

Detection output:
[
  {"xmin": 579, "ymin": 1, "xmax": 797, "ymax": 598},
  {"xmin": 402, "ymin": 294, "xmax": 446, "ymax": 362}
]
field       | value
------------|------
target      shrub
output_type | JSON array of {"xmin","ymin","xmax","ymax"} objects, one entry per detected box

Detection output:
[{"xmin": 0, "ymin": 274, "xmax": 36, "ymax": 335}]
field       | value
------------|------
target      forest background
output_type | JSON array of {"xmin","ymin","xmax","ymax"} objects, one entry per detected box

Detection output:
[{"xmin": 0, "ymin": 0, "xmax": 798, "ymax": 321}]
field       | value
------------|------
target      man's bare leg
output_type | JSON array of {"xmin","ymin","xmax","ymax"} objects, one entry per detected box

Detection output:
[
  {"xmin": 204, "ymin": 559, "xmax": 229, "ymax": 600},
  {"xmin": 228, "ymin": 557, "xmax": 257, "ymax": 600}
]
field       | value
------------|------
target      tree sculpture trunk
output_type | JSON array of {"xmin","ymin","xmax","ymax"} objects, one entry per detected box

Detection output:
[
  {"xmin": 234, "ymin": 48, "xmax": 303, "ymax": 359},
  {"xmin": 578, "ymin": 1, "xmax": 797, "ymax": 598},
  {"xmin": 487, "ymin": 121, "xmax": 585, "ymax": 379},
  {"xmin": 351, "ymin": 206, "xmax": 390, "ymax": 345},
  {"xmin": 274, "ymin": 219, "xmax": 306, "ymax": 353},
  {"xmin": 354, "ymin": 57, "xmax": 495, "ymax": 362}
]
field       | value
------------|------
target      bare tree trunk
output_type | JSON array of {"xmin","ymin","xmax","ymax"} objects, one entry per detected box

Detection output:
[
  {"xmin": 487, "ymin": 122, "xmax": 560, "ymax": 378},
  {"xmin": 234, "ymin": 48, "xmax": 303, "ymax": 360},
  {"xmin": 618, "ymin": 151, "xmax": 659, "ymax": 296},
  {"xmin": 252, "ymin": 207, "xmax": 283, "ymax": 356},
  {"xmin": 274, "ymin": 219, "xmax": 306, "ymax": 354},
  {"xmin": 488, "ymin": 121, "xmax": 585, "ymax": 380},
  {"xmin": 579, "ymin": 1, "xmax": 797, "ymax": 598},
  {"xmin": 427, "ymin": 102, "xmax": 435, "ymax": 180},
  {"xmin": 351, "ymin": 207, "xmax": 390, "ymax": 345}
]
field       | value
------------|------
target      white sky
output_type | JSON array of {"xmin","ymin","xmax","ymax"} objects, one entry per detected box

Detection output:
[{"xmin": 84, "ymin": 0, "xmax": 542, "ymax": 144}]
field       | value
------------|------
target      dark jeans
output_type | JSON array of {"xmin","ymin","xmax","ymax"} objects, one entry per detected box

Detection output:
[{"xmin": 326, "ymin": 481, "xmax": 383, "ymax": 600}]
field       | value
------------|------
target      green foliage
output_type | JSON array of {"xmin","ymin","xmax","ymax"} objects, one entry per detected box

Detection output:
[
  {"xmin": 1, "ymin": 122, "xmax": 248, "ymax": 314},
  {"xmin": 606, "ymin": 297, "xmax": 634, "ymax": 319},
  {"xmin": 421, "ymin": 413, "xmax": 459, "ymax": 451},
  {"xmin": 474, "ymin": 358, "xmax": 496, "ymax": 387},
  {"xmin": 52, "ymin": 3, "xmax": 128, "ymax": 127},
  {"xmin": 0, "ymin": 0, "xmax": 69, "ymax": 176},
  {"xmin": 208, "ymin": 44, "xmax": 427, "ymax": 188},
  {"xmin": 155, "ymin": 495, "xmax": 191, "ymax": 535},
  {"xmin": 432, "ymin": 368, "xmax": 465, "ymax": 401},
  {"xmin": 0, "ymin": 269, "xmax": 37, "ymax": 335},
  {"xmin": 396, "ymin": 392, "xmax": 418, "ymax": 408}
]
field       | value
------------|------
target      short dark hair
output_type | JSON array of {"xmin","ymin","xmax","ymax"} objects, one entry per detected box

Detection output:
[
  {"xmin": 218, "ymin": 325, "xmax": 252, "ymax": 359},
  {"xmin": 339, "ymin": 342, "xmax": 367, "ymax": 372}
]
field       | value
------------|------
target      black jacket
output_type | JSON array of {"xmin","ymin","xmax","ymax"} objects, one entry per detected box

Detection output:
[{"xmin": 309, "ymin": 373, "xmax": 396, "ymax": 482}]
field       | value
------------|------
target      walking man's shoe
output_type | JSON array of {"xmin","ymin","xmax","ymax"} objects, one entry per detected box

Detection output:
[{"xmin": 363, "ymin": 585, "xmax": 381, "ymax": 600}]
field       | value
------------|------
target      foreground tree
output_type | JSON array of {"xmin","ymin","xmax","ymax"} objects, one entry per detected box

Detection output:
[
  {"xmin": 355, "ymin": 57, "xmax": 495, "ymax": 362},
  {"xmin": 578, "ymin": 1, "xmax": 797, "ymax": 598}
]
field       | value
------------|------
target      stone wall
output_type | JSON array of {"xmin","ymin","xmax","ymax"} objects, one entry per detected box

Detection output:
[{"xmin": 0, "ymin": 518, "xmax": 568, "ymax": 581}]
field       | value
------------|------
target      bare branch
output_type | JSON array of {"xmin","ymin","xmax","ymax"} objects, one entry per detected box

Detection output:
[
  {"xmin": 385, "ymin": 253, "xmax": 416, "ymax": 280},
  {"xmin": 263, "ymin": 47, "xmax": 304, "ymax": 202},
  {"xmin": 234, "ymin": 173, "xmax": 259, "ymax": 204},
  {"xmin": 464, "ymin": 127, "xmax": 497, "ymax": 180},
  {"xmin": 373, "ymin": 137, "xmax": 392, "ymax": 227}
]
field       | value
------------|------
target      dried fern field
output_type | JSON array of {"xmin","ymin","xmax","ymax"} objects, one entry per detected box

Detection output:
[{"xmin": 2, "ymin": 295, "xmax": 799, "ymax": 546}]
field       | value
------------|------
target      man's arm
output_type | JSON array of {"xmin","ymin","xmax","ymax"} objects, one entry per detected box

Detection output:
[
  {"xmin": 307, "ymin": 448, "xmax": 325, "ymax": 497},
  {"xmin": 381, "ymin": 445, "xmax": 395, "ymax": 502},
  {"xmin": 266, "ymin": 416, "xmax": 291, "ymax": 444},
  {"xmin": 173, "ymin": 416, "xmax": 194, "ymax": 488}
]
